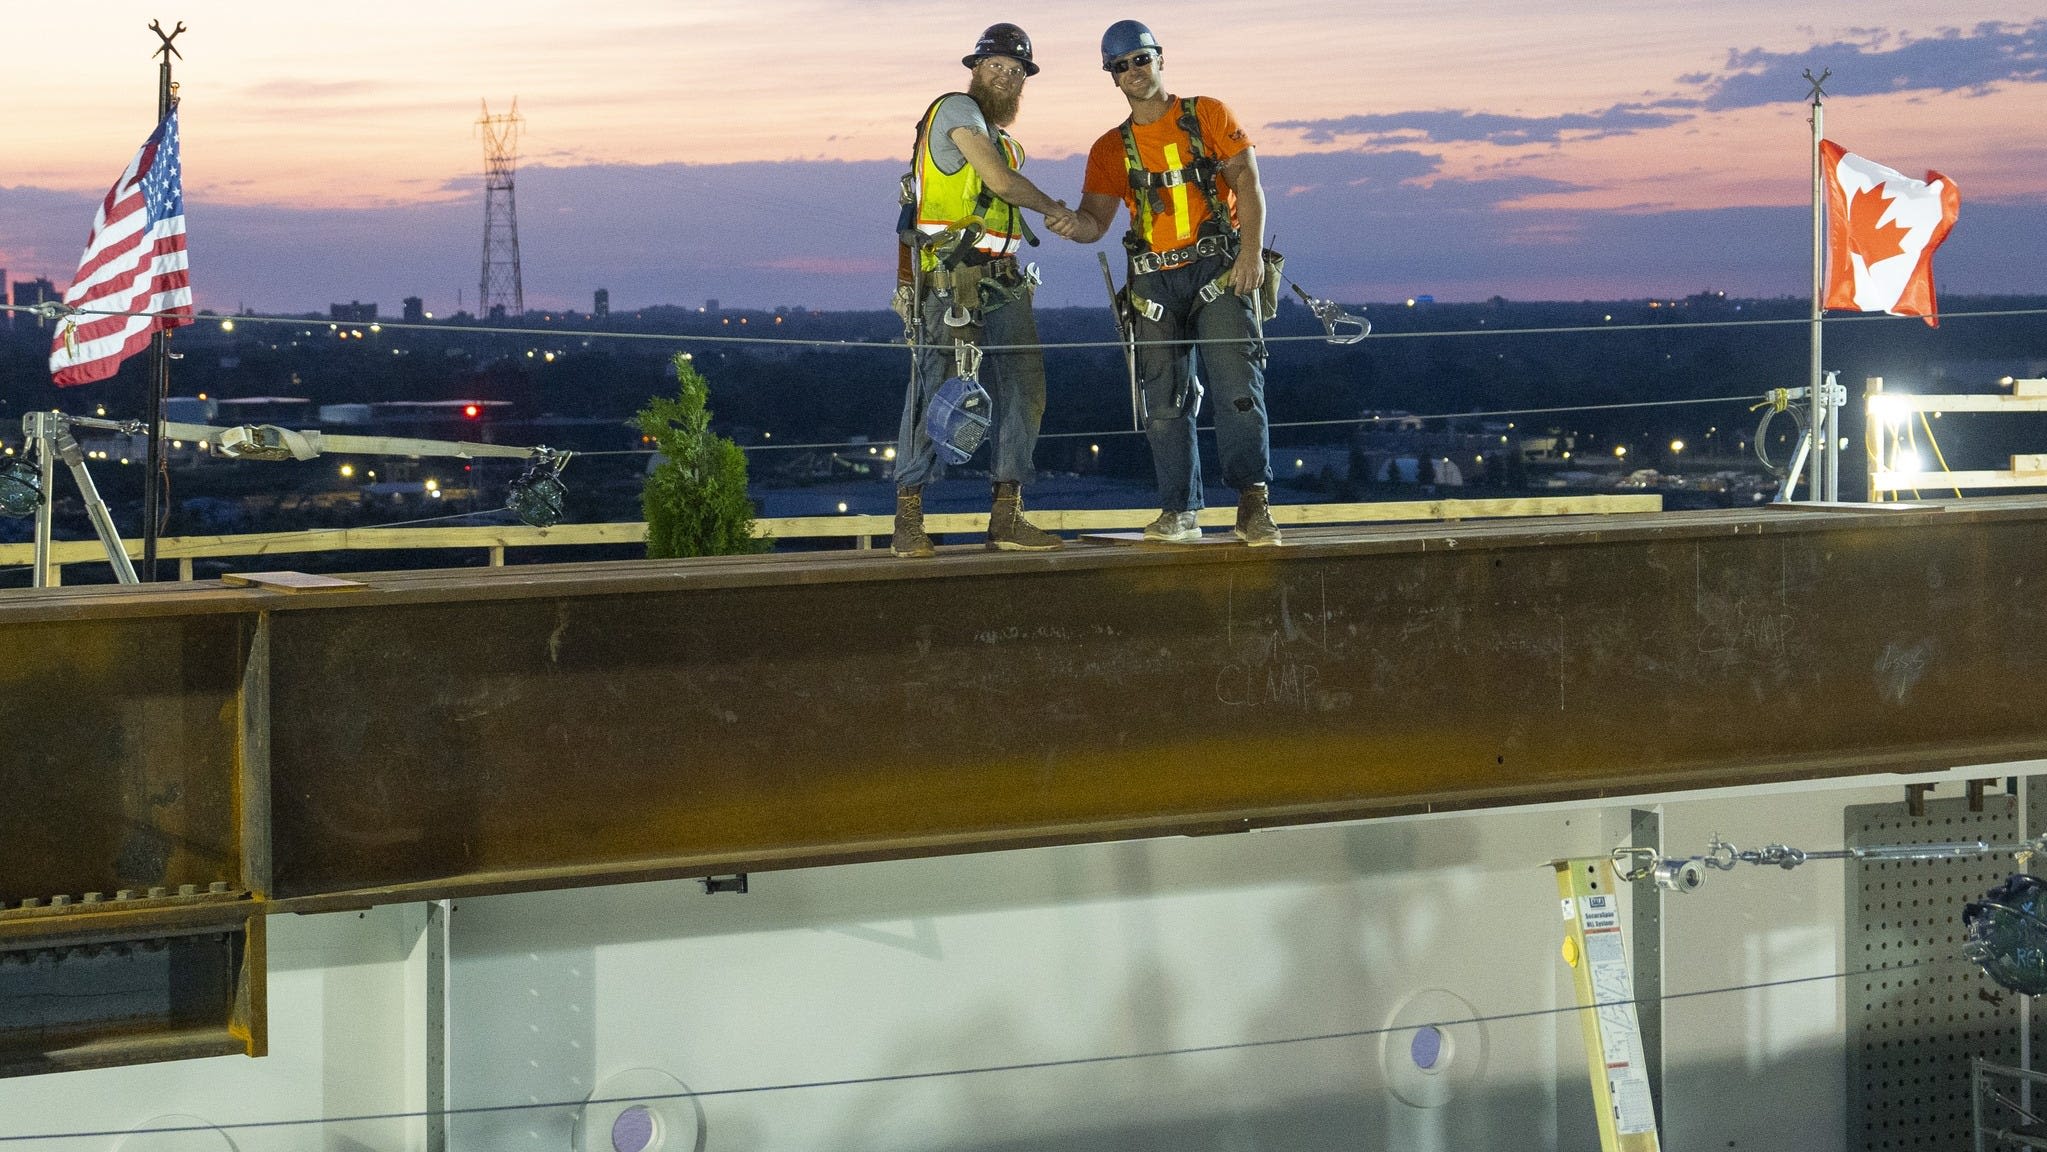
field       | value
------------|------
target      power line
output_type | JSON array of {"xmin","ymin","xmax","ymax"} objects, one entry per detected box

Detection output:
[
  {"xmin": 565, "ymin": 392, "xmax": 1775, "ymax": 457},
  {"xmin": 8, "ymin": 300, "xmax": 2046, "ymax": 356}
]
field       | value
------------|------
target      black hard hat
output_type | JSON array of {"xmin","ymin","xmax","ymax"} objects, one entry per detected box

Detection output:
[{"xmin": 964, "ymin": 23, "xmax": 1040, "ymax": 76}]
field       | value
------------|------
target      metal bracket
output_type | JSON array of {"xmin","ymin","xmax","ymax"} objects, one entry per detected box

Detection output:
[
  {"xmin": 699, "ymin": 874, "xmax": 748, "ymax": 896},
  {"xmin": 951, "ymin": 340, "xmax": 982, "ymax": 383}
]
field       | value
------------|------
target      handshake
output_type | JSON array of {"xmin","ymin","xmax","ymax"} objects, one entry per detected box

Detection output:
[{"xmin": 1039, "ymin": 202, "xmax": 1090, "ymax": 243}]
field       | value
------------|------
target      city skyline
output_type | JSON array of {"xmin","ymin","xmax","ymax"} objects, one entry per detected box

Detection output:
[{"xmin": 3, "ymin": 2, "xmax": 2044, "ymax": 313}]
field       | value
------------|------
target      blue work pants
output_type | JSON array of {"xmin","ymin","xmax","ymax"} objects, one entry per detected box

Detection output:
[
  {"xmin": 1131, "ymin": 252, "xmax": 1271, "ymax": 512},
  {"xmin": 893, "ymin": 276, "xmax": 1045, "ymax": 491}
]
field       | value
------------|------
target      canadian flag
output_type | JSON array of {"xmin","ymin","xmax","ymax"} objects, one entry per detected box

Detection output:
[{"xmin": 1822, "ymin": 141, "xmax": 1960, "ymax": 327}]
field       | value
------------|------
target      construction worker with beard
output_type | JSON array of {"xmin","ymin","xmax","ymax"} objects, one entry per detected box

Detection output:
[
  {"xmin": 891, "ymin": 24, "xmax": 1080, "ymax": 559},
  {"xmin": 1047, "ymin": 20, "xmax": 1281, "ymax": 546}
]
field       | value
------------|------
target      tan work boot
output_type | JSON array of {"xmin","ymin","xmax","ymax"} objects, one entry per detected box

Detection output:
[
  {"xmin": 892, "ymin": 485, "xmax": 936, "ymax": 558},
  {"xmin": 1234, "ymin": 484, "xmax": 1282, "ymax": 546},
  {"xmin": 986, "ymin": 481, "xmax": 1063, "ymax": 551}
]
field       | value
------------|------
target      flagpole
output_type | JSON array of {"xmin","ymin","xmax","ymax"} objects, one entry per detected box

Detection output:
[
  {"xmin": 144, "ymin": 20, "xmax": 184, "ymax": 581},
  {"xmin": 1805, "ymin": 69, "xmax": 1829, "ymax": 502}
]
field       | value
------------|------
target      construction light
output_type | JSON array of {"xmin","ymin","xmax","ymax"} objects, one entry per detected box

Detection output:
[
  {"xmin": 1868, "ymin": 394, "xmax": 1909, "ymax": 428},
  {"xmin": 0, "ymin": 459, "xmax": 43, "ymax": 516}
]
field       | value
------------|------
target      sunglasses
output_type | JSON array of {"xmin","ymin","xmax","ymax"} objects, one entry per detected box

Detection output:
[{"xmin": 1107, "ymin": 51, "xmax": 1157, "ymax": 75}]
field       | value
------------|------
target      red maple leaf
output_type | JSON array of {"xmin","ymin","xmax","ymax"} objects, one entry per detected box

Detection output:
[{"xmin": 1848, "ymin": 183, "xmax": 1910, "ymax": 264}]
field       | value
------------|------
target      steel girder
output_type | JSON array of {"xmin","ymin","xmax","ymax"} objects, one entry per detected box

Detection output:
[{"xmin": 4, "ymin": 499, "xmax": 2047, "ymax": 1072}]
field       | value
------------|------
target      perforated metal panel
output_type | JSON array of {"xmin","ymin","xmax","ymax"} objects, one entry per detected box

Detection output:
[{"xmin": 1846, "ymin": 792, "xmax": 2022, "ymax": 1152}]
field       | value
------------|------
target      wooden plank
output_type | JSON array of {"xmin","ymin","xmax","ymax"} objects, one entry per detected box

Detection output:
[
  {"xmin": 220, "ymin": 572, "xmax": 367, "ymax": 592},
  {"xmin": 1871, "ymin": 471, "xmax": 2047, "ymax": 491},
  {"xmin": 1867, "ymin": 393, "xmax": 2047, "ymax": 413},
  {"xmin": 0, "ymin": 496, "xmax": 1660, "ymax": 571}
]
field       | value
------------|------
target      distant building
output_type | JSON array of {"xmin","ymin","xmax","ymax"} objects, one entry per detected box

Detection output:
[
  {"xmin": 593, "ymin": 289, "xmax": 609, "ymax": 319},
  {"xmin": 11, "ymin": 277, "xmax": 58, "ymax": 328},
  {"xmin": 704, "ymin": 298, "xmax": 719, "ymax": 313},
  {"xmin": 331, "ymin": 300, "xmax": 377, "ymax": 323},
  {"xmin": 402, "ymin": 297, "xmax": 425, "ymax": 323}
]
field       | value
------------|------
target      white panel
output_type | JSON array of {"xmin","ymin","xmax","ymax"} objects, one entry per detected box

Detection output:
[
  {"xmin": 5, "ymin": 774, "xmax": 2020, "ymax": 1150},
  {"xmin": 1660, "ymin": 780, "xmax": 1923, "ymax": 1152},
  {"xmin": 0, "ymin": 903, "xmax": 420, "ymax": 1151},
  {"xmin": 448, "ymin": 810, "xmax": 1612, "ymax": 1151}
]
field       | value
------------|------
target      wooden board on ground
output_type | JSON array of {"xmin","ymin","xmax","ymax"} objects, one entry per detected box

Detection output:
[
  {"xmin": 220, "ymin": 571, "xmax": 368, "ymax": 592},
  {"xmin": 1079, "ymin": 531, "xmax": 1248, "ymax": 546}
]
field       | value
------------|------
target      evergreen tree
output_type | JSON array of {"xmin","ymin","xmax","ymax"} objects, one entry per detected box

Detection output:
[{"xmin": 637, "ymin": 354, "xmax": 770, "ymax": 558}]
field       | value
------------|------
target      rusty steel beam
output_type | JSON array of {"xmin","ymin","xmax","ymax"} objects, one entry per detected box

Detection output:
[{"xmin": 5, "ymin": 498, "xmax": 2047, "ymax": 1068}]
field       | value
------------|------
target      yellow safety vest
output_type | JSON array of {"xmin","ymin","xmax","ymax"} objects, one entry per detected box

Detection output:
[{"xmin": 914, "ymin": 94, "xmax": 1026, "ymax": 272}]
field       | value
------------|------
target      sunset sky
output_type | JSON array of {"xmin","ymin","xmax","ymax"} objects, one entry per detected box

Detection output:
[{"xmin": 2, "ymin": 1, "xmax": 2042, "ymax": 312}]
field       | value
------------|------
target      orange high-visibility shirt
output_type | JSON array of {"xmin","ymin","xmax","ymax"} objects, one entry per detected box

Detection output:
[{"xmin": 1083, "ymin": 95, "xmax": 1251, "ymax": 257}]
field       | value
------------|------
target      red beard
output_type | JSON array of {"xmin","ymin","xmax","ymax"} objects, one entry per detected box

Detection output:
[{"xmin": 967, "ymin": 76, "xmax": 1022, "ymax": 128}]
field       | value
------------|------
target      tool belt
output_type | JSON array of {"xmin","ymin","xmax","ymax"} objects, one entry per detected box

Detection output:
[
  {"xmin": 924, "ymin": 257, "xmax": 1038, "ymax": 325},
  {"xmin": 1129, "ymin": 233, "xmax": 1236, "ymax": 275},
  {"xmin": 1127, "ymin": 248, "xmax": 1286, "ymax": 323}
]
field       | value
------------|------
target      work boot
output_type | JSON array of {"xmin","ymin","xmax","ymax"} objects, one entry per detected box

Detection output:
[
  {"xmin": 892, "ymin": 486, "xmax": 936, "ymax": 559},
  {"xmin": 1234, "ymin": 484, "xmax": 1282, "ymax": 546},
  {"xmin": 987, "ymin": 481, "xmax": 1063, "ymax": 552},
  {"xmin": 1143, "ymin": 509, "xmax": 1202, "ymax": 543}
]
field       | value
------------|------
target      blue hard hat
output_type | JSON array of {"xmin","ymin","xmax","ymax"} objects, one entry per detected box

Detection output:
[{"xmin": 1100, "ymin": 20, "xmax": 1161, "ymax": 70}]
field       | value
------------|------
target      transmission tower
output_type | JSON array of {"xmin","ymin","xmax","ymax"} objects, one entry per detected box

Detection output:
[{"xmin": 478, "ymin": 98, "xmax": 524, "ymax": 319}]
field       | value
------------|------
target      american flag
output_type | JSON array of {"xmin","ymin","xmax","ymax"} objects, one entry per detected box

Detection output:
[{"xmin": 49, "ymin": 103, "xmax": 193, "ymax": 386}]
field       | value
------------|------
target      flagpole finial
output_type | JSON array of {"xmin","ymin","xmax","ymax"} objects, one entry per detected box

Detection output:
[
  {"xmin": 149, "ymin": 19, "xmax": 185, "ymax": 62},
  {"xmin": 1802, "ymin": 67, "xmax": 1830, "ymax": 106}
]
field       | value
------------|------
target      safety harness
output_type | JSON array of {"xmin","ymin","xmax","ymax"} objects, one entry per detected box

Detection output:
[
  {"xmin": 1119, "ymin": 96, "xmax": 1234, "ymax": 267},
  {"xmin": 900, "ymin": 93, "xmax": 1038, "ymax": 275},
  {"xmin": 1117, "ymin": 95, "xmax": 1282, "ymax": 326}
]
